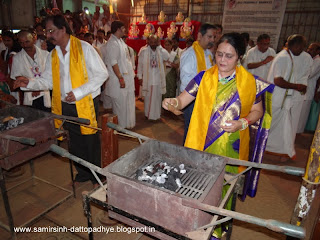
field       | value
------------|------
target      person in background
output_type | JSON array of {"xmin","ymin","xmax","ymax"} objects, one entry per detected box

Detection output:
[
  {"xmin": 172, "ymin": 34, "xmax": 183, "ymax": 58},
  {"xmin": 106, "ymin": 31, "xmax": 112, "ymax": 41},
  {"xmin": 77, "ymin": 32, "xmax": 85, "ymax": 41},
  {"xmin": 11, "ymin": 30, "xmax": 51, "ymax": 111},
  {"xmin": 103, "ymin": 21, "xmax": 136, "ymax": 128},
  {"xmin": 163, "ymin": 32, "xmax": 274, "ymax": 239},
  {"xmin": 266, "ymin": 34, "xmax": 311, "ymax": 160},
  {"xmin": 297, "ymin": 42, "xmax": 320, "ymax": 132},
  {"xmin": 84, "ymin": 32, "xmax": 101, "ymax": 56},
  {"xmin": 137, "ymin": 34, "xmax": 169, "ymax": 120},
  {"xmin": 185, "ymin": 36, "xmax": 194, "ymax": 49},
  {"xmin": 244, "ymin": 34, "xmax": 276, "ymax": 81},
  {"xmin": 209, "ymin": 24, "xmax": 221, "ymax": 58},
  {"xmin": 34, "ymin": 22, "xmax": 49, "ymax": 51},
  {"xmin": 93, "ymin": 29, "xmax": 107, "ymax": 50},
  {"xmin": 180, "ymin": 23, "xmax": 215, "ymax": 143},
  {"xmin": 163, "ymin": 38, "xmax": 179, "ymax": 99},
  {"xmin": 213, "ymin": 24, "xmax": 223, "ymax": 41},
  {"xmin": 1, "ymin": 30, "xmax": 22, "ymax": 104},
  {"xmin": 249, "ymin": 39, "xmax": 255, "ymax": 48}
]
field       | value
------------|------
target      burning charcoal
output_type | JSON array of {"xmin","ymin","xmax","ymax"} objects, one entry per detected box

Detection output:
[
  {"xmin": 175, "ymin": 178, "xmax": 182, "ymax": 188},
  {"xmin": 179, "ymin": 164, "xmax": 186, "ymax": 174},
  {"xmin": 138, "ymin": 170, "xmax": 152, "ymax": 181},
  {"xmin": 156, "ymin": 175, "xmax": 166, "ymax": 184},
  {"xmin": 136, "ymin": 161, "xmax": 188, "ymax": 192},
  {"xmin": 171, "ymin": 169, "xmax": 181, "ymax": 179},
  {"xmin": 164, "ymin": 165, "xmax": 171, "ymax": 174},
  {"xmin": 145, "ymin": 165, "xmax": 153, "ymax": 172},
  {"xmin": 6, "ymin": 118, "xmax": 23, "ymax": 130},
  {"xmin": 159, "ymin": 162, "xmax": 167, "ymax": 168}
]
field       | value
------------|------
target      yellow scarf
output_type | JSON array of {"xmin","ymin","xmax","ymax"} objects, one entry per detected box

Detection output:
[
  {"xmin": 51, "ymin": 35, "xmax": 98, "ymax": 135},
  {"xmin": 185, "ymin": 65, "xmax": 256, "ymax": 165},
  {"xmin": 192, "ymin": 41, "xmax": 213, "ymax": 73}
]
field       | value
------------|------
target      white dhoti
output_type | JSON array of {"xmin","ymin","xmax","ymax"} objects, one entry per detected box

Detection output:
[
  {"xmin": 111, "ymin": 90, "xmax": 136, "ymax": 129},
  {"xmin": 144, "ymin": 85, "xmax": 162, "ymax": 120},
  {"xmin": 297, "ymin": 99, "xmax": 312, "ymax": 133},
  {"xmin": 266, "ymin": 97, "xmax": 303, "ymax": 158},
  {"xmin": 101, "ymin": 93, "xmax": 112, "ymax": 109},
  {"xmin": 291, "ymin": 99, "xmax": 304, "ymax": 134}
]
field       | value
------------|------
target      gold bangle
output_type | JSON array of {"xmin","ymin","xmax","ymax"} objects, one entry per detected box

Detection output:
[{"xmin": 172, "ymin": 98, "xmax": 179, "ymax": 108}]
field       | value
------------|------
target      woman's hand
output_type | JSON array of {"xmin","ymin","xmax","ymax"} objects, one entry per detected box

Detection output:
[
  {"xmin": 220, "ymin": 120, "xmax": 242, "ymax": 132},
  {"xmin": 162, "ymin": 98, "xmax": 183, "ymax": 115}
]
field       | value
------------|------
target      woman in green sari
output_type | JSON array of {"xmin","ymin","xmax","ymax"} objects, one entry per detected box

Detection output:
[{"xmin": 163, "ymin": 33, "xmax": 274, "ymax": 239}]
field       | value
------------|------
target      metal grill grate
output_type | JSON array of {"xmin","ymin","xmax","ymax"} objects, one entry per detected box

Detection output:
[{"xmin": 131, "ymin": 157, "xmax": 215, "ymax": 200}]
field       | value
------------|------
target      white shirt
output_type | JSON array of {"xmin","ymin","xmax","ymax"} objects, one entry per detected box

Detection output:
[
  {"xmin": 306, "ymin": 55, "xmax": 320, "ymax": 99},
  {"xmin": 103, "ymin": 34, "xmax": 135, "ymax": 97},
  {"xmin": 93, "ymin": 39, "xmax": 107, "ymax": 50},
  {"xmin": 244, "ymin": 46, "xmax": 276, "ymax": 80},
  {"xmin": 137, "ymin": 45, "xmax": 169, "ymax": 96},
  {"xmin": 292, "ymin": 51, "xmax": 313, "ymax": 101},
  {"xmin": 267, "ymin": 49, "xmax": 294, "ymax": 107},
  {"xmin": 268, "ymin": 49, "xmax": 312, "ymax": 107},
  {"xmin": 180, "ymin": 45, "xmax": 213, "ymax": 92},
  {"xmin": 10, "ymin": 46, "xmax": 50, "ymax": 106},
  {"xmin": 26, "ymin": 38, "xmax": 108, "ymax": 103},
  {"xmin": 137, "ymin": 45, "xmax": 170, "ymax": 85}
]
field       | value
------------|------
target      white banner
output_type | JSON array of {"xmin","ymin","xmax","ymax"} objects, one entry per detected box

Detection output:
[{"xmin": 222, "ymin": 0, "xmax": 287, "ymax": 49}]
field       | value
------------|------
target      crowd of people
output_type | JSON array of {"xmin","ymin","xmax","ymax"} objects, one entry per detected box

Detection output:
[{"xmin": 0, "ymin": 8, "xmax": 320, "ymax": 239}]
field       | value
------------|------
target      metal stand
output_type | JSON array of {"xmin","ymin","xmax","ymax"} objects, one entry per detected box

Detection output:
[
  {"xmin": 81, "ymin": 174, "xmax": 241, "ymax": 240},
  {"xmin": 0, "ymin": 159, "xmax": 74, "ymax": 239},
  {"xmin": 0, "ymin": 131, "xmax": 74, "ymax": 239}
]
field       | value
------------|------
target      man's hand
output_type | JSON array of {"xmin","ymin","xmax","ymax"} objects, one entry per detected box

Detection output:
[
  {"xmin": 119, "ymin": 78, "xmax": 125, "ymax": 88},
  {"xmin": 32, "ymin": 91, "xmax": 40, "ymax": 97},
  {"xmin": 295, "ymin": 84, "xmax": 307, "ymax": 94},
  {"xmin": 263, "ymin": 56, "xmax": 274, "ymax": 64},
  {"xmin": 65, "ymin": 91, "xmax": 76, "ymax": 102},
  {"xmin": 14, "ymin": 76, "xmax": 29, "ymax": 89}
]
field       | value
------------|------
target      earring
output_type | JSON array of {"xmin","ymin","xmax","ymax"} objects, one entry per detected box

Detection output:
[{"xmin": 237, "ymin": 59, "xmax": 241, "ymax": 67}]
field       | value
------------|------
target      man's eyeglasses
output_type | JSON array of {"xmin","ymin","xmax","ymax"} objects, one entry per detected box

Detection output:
[{"xmin": 46, "ymin": 29, "xmax": 58, "ymax": 34}]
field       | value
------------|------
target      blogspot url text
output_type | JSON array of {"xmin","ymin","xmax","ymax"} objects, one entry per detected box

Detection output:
[{"xmin": 14, "ymin": 226, "xmax": 156, "ymax": 234}]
